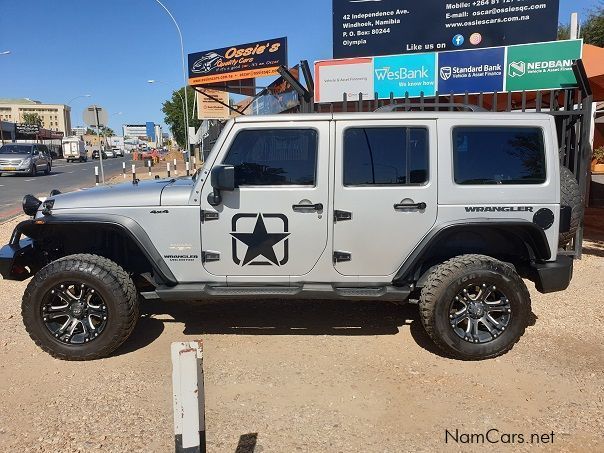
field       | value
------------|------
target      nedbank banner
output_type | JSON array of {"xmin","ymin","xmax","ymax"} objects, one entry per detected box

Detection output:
[{"xmin": 315, "ymin": 39, "xmax": 582, "ymax": 103}]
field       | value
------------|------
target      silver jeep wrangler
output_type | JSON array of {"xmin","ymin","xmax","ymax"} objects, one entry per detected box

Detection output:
[{"xmin": 0, "ymin": 112, "xmax": 580, "ymax": 361}]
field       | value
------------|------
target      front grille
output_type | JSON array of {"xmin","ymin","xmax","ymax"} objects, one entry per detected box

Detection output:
[{"xmin": 0, "ymin": 159, "xmax": 22, "ymax": 166}]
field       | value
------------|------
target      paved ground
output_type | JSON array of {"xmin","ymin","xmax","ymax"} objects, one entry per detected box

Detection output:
[
  {"xmin": 0, "ymin": 156, "xmax": 134, "ymax": 220},
  {"xmin": 0, "ymin": 210, "xmax": 602, "ymax": 452}
]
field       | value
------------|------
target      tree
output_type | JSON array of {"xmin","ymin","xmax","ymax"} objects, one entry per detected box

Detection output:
[
  {"xmin": 23, "ymin": 112, "xmax": 43, "ymax": 127},
  {"xmin": 86, "ymin": 126, "xmax": 114, "ymax": 136},
  {"xmin": 559, "ymin": 3, "xmax": 604, "ymax": 46},
  {"xmin": 582, "ymin": 3, "xmax": 604, "ymax": 47},
  {"xmin": 162, "ymin": 87, "xmax": 201, "ymax": 147}
]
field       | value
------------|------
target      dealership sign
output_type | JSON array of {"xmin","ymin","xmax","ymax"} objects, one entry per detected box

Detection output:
[
  {"xmin": 315, "ymin": 40, "xmax": 582, "ymax": 103},
  {"xmin": 188, "ymin": 37, "xmax": 287, "ymax": 85},
  {"xmin": 505, "ymin": 40, "xmax": 583, "ymax": 91},
  {"xmin": 333, "ymin": 0, "xmax": 560, "ymax": 59}
]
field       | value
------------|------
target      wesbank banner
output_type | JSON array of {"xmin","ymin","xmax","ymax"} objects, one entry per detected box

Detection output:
[
  {"xmin": 374, "ymin": 53, "xmax": 436, "ymax": 98},
  {"xmin": 315, "ymin": 40, "xmax": 581, "ymax": 103}
]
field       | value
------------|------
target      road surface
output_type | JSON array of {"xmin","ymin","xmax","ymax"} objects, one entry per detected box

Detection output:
[{"xmin": 0, "ymin": 156, "xmax": 134, "ymax": 220}]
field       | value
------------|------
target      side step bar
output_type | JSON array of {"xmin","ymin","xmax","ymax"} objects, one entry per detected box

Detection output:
[{"xmin": 141, "ymin": 283, "xmax": 411, "ymax": 302}]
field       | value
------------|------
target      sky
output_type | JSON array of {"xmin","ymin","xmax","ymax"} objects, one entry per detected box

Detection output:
[{"xmin": 0, "ymin": 0, "xmax": 599, "ymax": 134}]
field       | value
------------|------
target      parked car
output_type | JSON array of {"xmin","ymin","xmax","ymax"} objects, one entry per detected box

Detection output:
[
  {"xmin": 91, "ymin": 150, "xmax": 107, "ymax": 160},
  {"xmin": 0, "ymin": 143, "xmax": 52, "ymax": 176},
  {"xmin": 62, "ymin": 137, "xmax": 88, "ymax": 163},
  {"xmin": 105, "ymin": 149, "xmax": 116, "ymax": 158},
  {"xmin": 112, "ymin": 147, "xmax": 124, "ymax": 157},
  {"xmin": 0, "ymin": 111, "xmax": 580, "ymax": 361}
]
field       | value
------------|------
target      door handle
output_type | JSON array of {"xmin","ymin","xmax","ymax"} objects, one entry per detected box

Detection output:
[
  {"xmin": 394, "ymin": 202, "xmax": 427, "ymax": 210},
  {"xmin": 292, "ymin": 203, "xmax": 323, "ymax": 212}
]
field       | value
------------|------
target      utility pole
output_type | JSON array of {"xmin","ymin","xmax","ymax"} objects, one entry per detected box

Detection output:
[{"xmin": 94, "ymin": 107, "xmax": 105, "ymax": 183}]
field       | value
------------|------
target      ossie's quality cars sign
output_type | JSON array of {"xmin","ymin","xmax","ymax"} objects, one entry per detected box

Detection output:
[{"xmin": 188, "ymin": 37, "xmax": 287, "ymax": 85}]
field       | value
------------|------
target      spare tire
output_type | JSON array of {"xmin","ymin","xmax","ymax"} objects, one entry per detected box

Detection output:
[{"xmin": 559, "ymin": 166, "xmax": 582, "ymax": 247}]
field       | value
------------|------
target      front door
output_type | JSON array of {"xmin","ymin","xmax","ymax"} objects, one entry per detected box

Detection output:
[
  {"xmin": 333, "ymin": 120, "xmax": 438, "ymax": 277},
  {"xmin": 200, "ymin": 121, "xmax": 330, "ymax": 279}
]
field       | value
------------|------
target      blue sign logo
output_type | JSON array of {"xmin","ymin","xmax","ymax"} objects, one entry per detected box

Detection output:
[
  {"xmin": 437, "ymin": 47, "xmax": 505, "ymax": 94},
  {"xmin": 374, "ymin": 53, "xmax": 436, "ymax": 98},
  {"xmin": 452, "ymin": 34, "xmax": 465, "ymax": 46}
]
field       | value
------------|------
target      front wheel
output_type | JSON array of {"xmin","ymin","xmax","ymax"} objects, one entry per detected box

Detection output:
[
  {"xmin": 44, "ymin": 163, "xmax": 51, "ymax": 175},
  {"xmin": 29, "ymin": 164, "xmax": 37, "ymax": 176},
  {"xmin": 419, "ymin": 254, "xmax": 531, "ymax": 360},
  {"xmin": 22, "ymin": 254, "xmax": 139, "ymax": 360}
]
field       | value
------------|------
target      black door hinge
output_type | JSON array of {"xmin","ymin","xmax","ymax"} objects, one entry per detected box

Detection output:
[
  {"xmin": 202, "ymin": 251, "xmax": 220, "ymax": 263},
  {"xmin": 334, "ymin": 210, "xmax": 352, "ymax": 222},
  {"xmin": 333, "ymin": 251, "xmax": 351, "ymax": 263},
  {"xmin": 201, "ymin": 210, "xmax": 219, "ymax": 222}
]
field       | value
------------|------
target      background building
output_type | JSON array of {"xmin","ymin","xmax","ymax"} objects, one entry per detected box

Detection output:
[
  {"xmin": 0, "ymin": 98, "xmax": 72, "ymax": 135},
  {"xmin": 123, "ymin": 123, "xmax": 163, "ymax": 147},
  {"xmin": 71, "ymin": 126, "xmax": 87, "ymax": 137}
]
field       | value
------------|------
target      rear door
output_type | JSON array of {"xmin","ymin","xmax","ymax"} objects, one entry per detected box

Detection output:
[{"xmin": 333, "ymin": 120, "xmax": 438, "ymax": 276}]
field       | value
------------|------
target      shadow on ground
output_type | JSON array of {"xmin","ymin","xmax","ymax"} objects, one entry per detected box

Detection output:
[{"xmin": 117, "ymin": 296, "xmax": 537, "ymax": 360}]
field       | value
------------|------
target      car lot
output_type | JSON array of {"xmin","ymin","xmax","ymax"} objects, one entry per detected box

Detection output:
[
  {"xmin": 0, "ymin": 211, "xmax": 602, "ymax": 452},
  {"xmin": 0, "ymin": 156, "xmax": 135, "ymax": 220}
]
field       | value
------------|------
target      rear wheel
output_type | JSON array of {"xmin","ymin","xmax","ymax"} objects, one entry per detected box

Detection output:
[
  {"xmin": 419, "ymin": 254, "xmax": 531, "ymax": 360},
  {"xmin": 22, "ymin": 254, "xmax": 139, "ymax": 361}
]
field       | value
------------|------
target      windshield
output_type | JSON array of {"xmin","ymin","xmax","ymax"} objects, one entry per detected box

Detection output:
[{"xmin": 0, "ymin": 144, "xmax": 33, "ymax": 155}]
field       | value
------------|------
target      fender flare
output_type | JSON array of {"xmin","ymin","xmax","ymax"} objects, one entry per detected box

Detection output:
[
  {"xmin": 392, "ymin": 220, "xmax": 551, "ymax": 286},
  {"xmin": 14, "ymin": 214, "xmax": 178, "ymax": 286}
]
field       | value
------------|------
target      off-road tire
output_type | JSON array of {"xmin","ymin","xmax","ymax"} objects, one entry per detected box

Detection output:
[
  {"xmin": 419, "ymin": 254, "xmax": 531, "ymax": 360},
  {"xmin": 22, "ymin": 254, "xmax": 139, "ymax": 361},
  {"xmin": 559, "ymin": 166, "xmax": 582, "ymax": 247}
]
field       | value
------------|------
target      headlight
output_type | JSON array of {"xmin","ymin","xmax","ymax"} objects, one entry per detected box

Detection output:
[
  {"xmin": 21, "ymin": 157, "xmax": 32, "ymax": 167},
  {"xmin": 22, "ymin": 194, "xmax": 42, "ymax": 216}
]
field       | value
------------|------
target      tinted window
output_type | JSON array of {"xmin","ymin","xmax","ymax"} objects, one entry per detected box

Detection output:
[
  {"xmin": 453, "ymin": 127, "xmax": 546, "ymax": 185},
  {"xmin": 343, "ymin": 127, "xmax": 429, "ymax": 185},
  {"xmin": 224, "ymin": 129, "xmax": 317, "ymax": 186}
]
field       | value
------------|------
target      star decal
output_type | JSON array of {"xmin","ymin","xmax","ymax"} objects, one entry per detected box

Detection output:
[{"xmin": 231, "ymin": 214, "xmax": 290, "ymax": 266}]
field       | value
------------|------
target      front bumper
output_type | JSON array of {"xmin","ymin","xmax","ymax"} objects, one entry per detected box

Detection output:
[
  {"xmin": 0, "ymin": 238, "xmax": 36, "ymax": 281},
  {"xmin": 530, "ymin": 255, "xmax": 574, "ymax": 294}
]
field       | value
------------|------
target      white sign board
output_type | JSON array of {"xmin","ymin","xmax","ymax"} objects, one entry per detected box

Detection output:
[
  {"xmin": 196, "ymin": 89, "xmax": 230, "ymax": 119},
  {"xmin": 315, "ymin": 58, "xmax": 374, "ymax": 103}
]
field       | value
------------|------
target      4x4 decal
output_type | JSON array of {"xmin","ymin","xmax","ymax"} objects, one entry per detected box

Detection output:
[{"xmin": 231, "ymin": 213, "xmax": 290, "ymax": 266}]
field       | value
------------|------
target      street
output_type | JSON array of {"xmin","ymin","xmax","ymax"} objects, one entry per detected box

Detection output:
[{"xmin": 0, "ymin": 156, "xmax": 132, "ymax": 220}]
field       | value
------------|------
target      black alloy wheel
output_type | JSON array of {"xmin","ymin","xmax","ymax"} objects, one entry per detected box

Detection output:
[{"xmin": 41, "ymin": 282, "xmax": 109, "ymax": 345}]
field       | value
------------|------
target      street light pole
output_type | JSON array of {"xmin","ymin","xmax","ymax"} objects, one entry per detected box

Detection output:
[
  {"xmin": 147, "ymin": 80, "xmax": 187, "ymax": 149},
  {"xmin": 65, "ymin": 94, "xmax": 91, "ymax": 136},
  {"xmin": 153, "ymin": 0, "xmax": 190, "ymax": 160}
]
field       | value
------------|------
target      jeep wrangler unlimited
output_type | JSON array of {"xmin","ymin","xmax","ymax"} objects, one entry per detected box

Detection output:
[{"xmin": 0, "ymin": 112, "xmax": 579, "ymax": 361}]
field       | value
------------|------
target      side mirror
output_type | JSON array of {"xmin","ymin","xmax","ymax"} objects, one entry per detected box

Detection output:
[
  {"xmin": 208, "ymin": 165, "xmax": 235, "ymax": 207},
  {"xmin": 211, "ymin": 165, "xmax": 235, "ymax": 191}
]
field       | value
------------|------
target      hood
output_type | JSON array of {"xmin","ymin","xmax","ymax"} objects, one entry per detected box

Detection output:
[
  {"xmin": 50, "ymin": 179, "xmax": 176, "ymax": 210},
  {"xmin": 0, "ymin": 153, "xmax": 32, "ymax": 161}
]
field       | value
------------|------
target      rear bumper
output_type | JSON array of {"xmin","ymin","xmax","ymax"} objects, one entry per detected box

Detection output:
[{"xmin": 530, "ymin": 255, "xmax": 574, "ymax": 294}]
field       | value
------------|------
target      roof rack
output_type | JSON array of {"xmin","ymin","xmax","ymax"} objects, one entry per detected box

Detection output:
[{"xmin": 375, "ymin": 103, "xmax": 487, "ymax": 112}]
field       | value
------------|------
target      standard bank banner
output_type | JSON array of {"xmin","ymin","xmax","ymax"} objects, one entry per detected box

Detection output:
[{"xmin": 315, "ymin": 39, "xmax": 582, "ymax": 103}]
